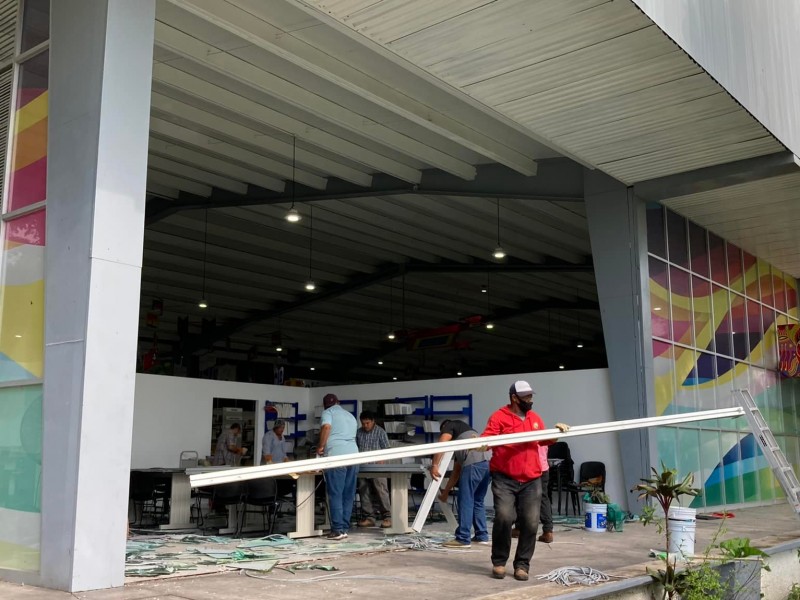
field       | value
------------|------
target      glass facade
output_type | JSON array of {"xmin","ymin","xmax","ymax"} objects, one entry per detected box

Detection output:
[
  {"xmin": 0, "ymin": 0, "xmax": 49, "ymax": 572},
  {"xmin": 648, "ymin": 205, "xmax": 800, "ymax": 509}
]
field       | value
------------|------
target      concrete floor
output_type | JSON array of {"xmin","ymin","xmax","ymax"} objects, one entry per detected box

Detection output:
[{"xmin": 3, "ymin": 504, "xmax": 799, "ymax": 600}]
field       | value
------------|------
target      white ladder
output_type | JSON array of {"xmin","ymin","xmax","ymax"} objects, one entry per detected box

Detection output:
[{"xmin": 734, "ymin": 389, "xmax": 800, "ymax": 516}]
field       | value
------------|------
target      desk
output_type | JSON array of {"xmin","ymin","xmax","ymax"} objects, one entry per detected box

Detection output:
[{"xmin": 136, "ymin": 463, "xmax": 424, "ymax": 537}]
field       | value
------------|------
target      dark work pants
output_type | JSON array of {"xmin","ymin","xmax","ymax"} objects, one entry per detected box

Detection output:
[
  {"xmin": 539, "ymin": 470, "xmax": 553, "ymax": 533},
  {"xmin": 491, "ymin": 472, "xmax": 542, "ymax": 572}
]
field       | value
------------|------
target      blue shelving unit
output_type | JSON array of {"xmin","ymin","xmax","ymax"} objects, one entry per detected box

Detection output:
[
  {"xmin": 264, "ymin": 402, "xmax": 308, "ymax": 447},
  {"xmin": 429, "ymin": 394, "xmax": 473, "ymax": 428},
  {"xmin": 339, "ymin": 399, "xmax": 358, "ymax": 419}
]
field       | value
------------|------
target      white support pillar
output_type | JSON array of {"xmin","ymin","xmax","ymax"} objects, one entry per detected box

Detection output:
[{"xmin": 40, "ymin": 0, "xmax": 155, "ymax": 592}]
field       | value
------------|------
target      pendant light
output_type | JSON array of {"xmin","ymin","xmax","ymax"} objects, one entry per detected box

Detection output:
[
  {"xmin": 485, "ymin": 272, "xmax": 495, "ymax": 330},
  {"xmin": 492, "ymin": 198, "xmax": 506, "ymax": 260},
  {"xmin": 386, "ymin": 279, "xmax": 396, "ymax": 339},
  {"xmin": 198, "ymin": 209, "xmax": 209, "ymax": 309},
  {"xmin": 304, "ymin": 205, "xmax": 316, "ymax": 291},
  {"xmin": 285, "ymin": 137, "xmax": 301, "ymax": 223}
]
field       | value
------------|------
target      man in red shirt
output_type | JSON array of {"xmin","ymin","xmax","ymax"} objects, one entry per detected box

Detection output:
[{"xmin": 482, "ymin": 380, "xmax": 569, "ymax": 581}]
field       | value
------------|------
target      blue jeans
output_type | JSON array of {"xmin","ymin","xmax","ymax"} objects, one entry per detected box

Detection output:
[
  {"xmin": 325, "ymin": 465, "xmax": 359, "ymax": 533},
  {"xmin": 491, "ymin": 472, "xmax": 541, "ymax": 572},
  {"xmin": 456, "ymin": 461, "xmax": 490, "ymax": 543}
]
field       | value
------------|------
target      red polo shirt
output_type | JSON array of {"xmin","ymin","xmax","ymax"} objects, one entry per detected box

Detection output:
[{"xmin": 481, "ymin": 405, "xmax": 552, "ymax": 482}]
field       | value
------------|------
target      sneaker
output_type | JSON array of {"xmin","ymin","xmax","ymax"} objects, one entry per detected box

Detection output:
[
  {"xmin": 358, "ymin": 517, "xmax": 376, "ymax": 527},
  {"xmin": 381, "ymin": 518, "xmax": 392, "ymax": 529},
  {"xmin": 538, "ymin": 531, "xmax": 554, "ymax": 544},
  {"xmin": 326, "ymin": 531, "xmax": 345, "ymax": 540},
  {"xmin": 514, "ymin": 568, "xmax": 529, "ymax": 581},
  {"xmin": 471, "ymin": 537, "xmax": 490, "ymax": 545},
  {"xmin": 442, "ymin": 539, "xmax": 471, "ymax": 549},
  {"xmin": 492, "ymin": 566, "xmax": 506, "ymax": 579}
]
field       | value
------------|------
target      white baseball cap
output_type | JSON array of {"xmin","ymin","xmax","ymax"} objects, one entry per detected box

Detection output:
[{"xmin": 509, "ymin": 380, "xmax": 534, "ymax": 396}]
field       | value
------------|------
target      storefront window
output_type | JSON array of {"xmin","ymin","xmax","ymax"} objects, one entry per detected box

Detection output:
[{"xmin": 20, "ymin": 0, "xmax": 49, "ymax": 53}]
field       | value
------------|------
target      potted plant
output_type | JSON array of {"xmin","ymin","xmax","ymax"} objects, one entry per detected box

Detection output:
[
  {"xmin": 583, "ymin": 484, "xmax": 611, "ymax": 532},
  {"xmin": 632, "ymin": 463, "xmax": 701, "ymax": 599}
]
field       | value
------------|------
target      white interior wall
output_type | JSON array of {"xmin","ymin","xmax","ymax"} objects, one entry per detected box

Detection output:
[
  {"xmin": 132, "ymin": 369, "xmax": 625, "ymax": 508},
  {"xmin": 311, "ymin": 368, "xmax": 626, "ymax": 509},
  {"xmin": 131, "ymin": 374, "xmax": 310, "ymax": 468}
]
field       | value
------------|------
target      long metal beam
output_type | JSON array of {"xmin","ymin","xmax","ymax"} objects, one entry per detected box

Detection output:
[
  {"xmin": 634, "ymin": 151, "xmax": 799, "ymax": 202},
  {"xmin": 189, "ymin": 406, "xmax": 745, "ymax": 487},
  {"xmin": 183, "ymin": 259, "xmax": 593, "ymax": 355},
  {"xmin": 145, "ymin": 160, "xmax": 585, "ymax": 225}
]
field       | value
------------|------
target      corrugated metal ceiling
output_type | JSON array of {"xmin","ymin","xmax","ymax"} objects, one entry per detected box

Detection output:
[
  {"xmin": 300, "ymin": 0, "xmax": 784, "ymax": 183},
  {"xmin": 663, "ymin": 172, "xmax": 800, "ymax": 278}
]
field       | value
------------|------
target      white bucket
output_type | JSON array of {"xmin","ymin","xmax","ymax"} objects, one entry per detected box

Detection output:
[
  {"xmin": 584, "ymin": 503, "xmax": 607, "ymax": 532},
  {"xmin": 667, "ymin": 506, "xmax": 697, "ymax": 558}
]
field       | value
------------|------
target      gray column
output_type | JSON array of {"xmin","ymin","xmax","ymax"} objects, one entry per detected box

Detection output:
[
  {"xmin": 40, "ymin": 0, "xmax": 154, "ymax": 592},
  {"xmin": 584, "ymin": 169, "xmax": 656, "ymax": 511}
]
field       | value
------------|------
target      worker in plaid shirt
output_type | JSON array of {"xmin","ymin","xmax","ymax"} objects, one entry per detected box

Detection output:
[{"xmin": 355, "ymin": 411, "xmax": 392, "ymax": 528}]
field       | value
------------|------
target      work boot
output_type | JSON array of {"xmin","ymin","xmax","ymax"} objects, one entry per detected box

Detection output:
[
  {"xmin": 514, "ymin": 568, "xmax": 529, "ymax": 581},
  {"xmin": 381, "ymin": 517, "xmax": 392, "ymax": 528},
  {"xmin": 443, "ymin": 539, "xmax": 471, "ymax": 548},
  {"xmin": 358, "ymin": 517, "xmax": 376, "ymax": 527},
  {"xmin": 538, "ymin": 531, "xmax": 554, "ymax": 543},
  {"xmin": 492, "ymin": 566, "xmax": 506, "ymax": 579}
]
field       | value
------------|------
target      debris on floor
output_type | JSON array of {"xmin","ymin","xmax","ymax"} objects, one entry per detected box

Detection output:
[{"xmin": 537, "ymin": 566, "xmax": 612, "ymax": 586}]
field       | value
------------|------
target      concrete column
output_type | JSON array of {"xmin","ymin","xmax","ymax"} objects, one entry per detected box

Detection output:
[
  {"xmin": 40, "ymin": 0, "xmax": 154, "ymax": 592},
  {"xmin": 584, "ymin": 169, "xmax": 656, "ymax": 510}
]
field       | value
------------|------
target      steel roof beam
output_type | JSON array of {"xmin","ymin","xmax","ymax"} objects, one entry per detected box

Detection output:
[
  {"xmin": 145, "ymin": 159, "xmax": 584, "ymax": 224},
  {"xmin": 634, "ymin": 151, "xmax": 799, "ymax": 202},
  {"xmin": 183, "ymin": 259, "xmax": 594, "ymax": 354}
]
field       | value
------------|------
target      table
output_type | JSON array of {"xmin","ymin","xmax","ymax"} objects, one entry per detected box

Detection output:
[{"xmin": 134, "ymin": 463, "xmax": 425, "ymax": 537}]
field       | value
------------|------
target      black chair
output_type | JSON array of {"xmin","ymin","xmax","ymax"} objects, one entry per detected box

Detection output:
[
  {"xmin": 240, "ymin": 479, "xmax": 283, "ymax": 535},
  {"xmin": 210, "ymin": 482, "xmax": 244, "ymax": 534},
  {"xmin": 566, "ymin": 461, "xmax": 607, "ymax": 515},
  {"xmin": 547, "ymin": 442, "xmax": 575, "ymax": 515},
  {"xmin": 129, "ymin": 472, "xmax": 157, "ymax": 527}
]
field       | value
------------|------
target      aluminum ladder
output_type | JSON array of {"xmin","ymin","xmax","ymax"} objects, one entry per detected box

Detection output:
[{"xmin": 734, "ymin": 389, "xmax": 800, "ymax": 516}]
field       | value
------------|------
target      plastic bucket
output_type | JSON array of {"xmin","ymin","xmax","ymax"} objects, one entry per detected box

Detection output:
[
  {"xmin": 667, "ymin": 507, "xmax": 697, "ymax": 557},
  {"xmin": 584, "ymin": 502, "xmax": 607, "ymax": 532}
]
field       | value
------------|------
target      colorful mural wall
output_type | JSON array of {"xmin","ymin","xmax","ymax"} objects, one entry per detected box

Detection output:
[
  {"xmin": 0, "ymin": 21, "xmax": 48, "ymax": 572},
  {"xmin": 647, "ymin": 206, "xmax": 800, "ymax": 509}
]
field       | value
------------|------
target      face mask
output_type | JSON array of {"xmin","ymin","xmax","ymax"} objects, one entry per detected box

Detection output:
[{"xmin": 517, "ymin": 397, "xmax": 533, "ymax": 414}]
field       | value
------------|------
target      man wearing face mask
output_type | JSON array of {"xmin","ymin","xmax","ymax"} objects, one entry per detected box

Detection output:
[{"xmin": 481, "ymin": 380, "xmax": 569, "ymax": 582}]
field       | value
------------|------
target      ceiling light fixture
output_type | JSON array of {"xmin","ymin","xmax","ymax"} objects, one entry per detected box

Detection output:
[
  {"xmin": 310, "ymin": 366, "xmax": 315, "ymax": 371},
  {"xmin": 285, "ymin": 137, "xmax": 301, "ymax": 223},
  {"xmin": 304, "ymin": 205, "xmax": 315, "ymax": 291},
  {"xmin": 492, "ymin": 198, "xmax": 506, "ymax": 261},
  {"xmin": 558, "ymin": 364, "xmax": 565, "ymax": 370},
  {"xmin": 386, "ymin": 278, "xmax": 396, "ymax": 341},
  {"xmin": 576, "ymin": 341, "xmax": 584, "ymax": 348},
  {"xmin": 654, "ymin": 306, "xmax": 662, "ymax": 311},
  {"xmin": 485, "ymin": 272, "xmax": 494, "ymax": 330},
  {"xmin": 14, "ymin": 334, "xmax": 22, "ymax": 338},
  {"xmin": 387, "ymin": 332, "xmax": 396, "ymax": 340},
  {"xmin": 486, "ymin": 322, "xmax": 495, "ymax": 330},
  {"xmin": 481, "ymin": 284, "xmax": 487, "ymax": 293},
  {"xmin": 457, "ymin": 371, "xmax": 463, "ymax": 376},
  {"xmin": 276, "ymin": 346, "xmax": 283, "ymax": 352},
  {"xmin": 392, "ymin": 376, "xmax": 398, "ymax": 381},
  {"xmin": 199, "ymin": 209, "xmax": 209, "ymax": 309}
]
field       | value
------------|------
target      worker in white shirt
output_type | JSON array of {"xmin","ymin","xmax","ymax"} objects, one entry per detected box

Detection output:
[{"xmin": 262, "ymin": 419, "xmax": 290, "ymax": 464}]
